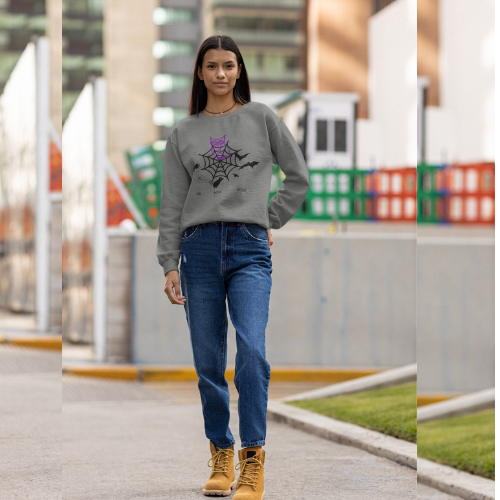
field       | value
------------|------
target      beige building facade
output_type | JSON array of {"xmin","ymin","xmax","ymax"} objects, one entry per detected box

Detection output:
[
  {"xmin": 104, "ymin": 0, "xmax": 159, "ymax": 175},
  {"xmin": 307, "ymin": 0, "xmax": 371, "ymax": 119},
  {"xmin": 417, "ymin": 0, "xmax": 439, "ymax": 107},
  {"xmin": 47, "ymin": 0, "xmax": 62, "ymax": 136}
]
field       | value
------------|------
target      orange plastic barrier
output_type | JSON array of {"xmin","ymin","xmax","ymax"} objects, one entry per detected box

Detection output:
[
  {"xmin": 50, "ymin": 141, "xmax": 62, "ymax": 192},
  {"xmin": 446, "ymin": 162, "xmax": 494, "ymax": 195},
  {"xmin": 107, "ymin": 176, "xmax": 133, "ymax": 227},
  {"xmin": 369, "ymin": 167, "xmax": 417, "ymax": 196},
  {"xmin": 374, "ymin": 195, "xmax": 416, "ymax": 222},
  {"xmin": 446, "ymin": 194, "xmax": 495, "ymax": 224}
]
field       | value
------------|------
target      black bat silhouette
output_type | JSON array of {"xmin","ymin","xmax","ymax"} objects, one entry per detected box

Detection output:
[
  {"xmin": 213, "ymin": 177, "xmax": 224, "ymax": 188},
  {"xmin": 234, "ymin": 152, "xmax": 250, "ymax": 161}
]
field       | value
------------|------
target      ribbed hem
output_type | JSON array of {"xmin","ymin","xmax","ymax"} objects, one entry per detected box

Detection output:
[
  {"xmin": 267, "ymin": 211, "xmax": 281, "ymax": 230},
  {"xmin": 162, "ymin": 259, "xmax": 179, "ymax": 276}
]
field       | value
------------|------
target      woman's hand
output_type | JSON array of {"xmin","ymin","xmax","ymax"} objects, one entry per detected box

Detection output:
[
  {"xmin": 164, "ymin": 270, "xmax": 186, "ymax": 305},
  {"xmin": 267, "ymin": 229, "xmax": 273, "ymax": 250}
]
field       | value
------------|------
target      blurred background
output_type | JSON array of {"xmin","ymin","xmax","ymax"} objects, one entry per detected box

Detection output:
[
  {"xmin": 56, "ymin": 0, "xmax": 419, "ymax": 374},
  {"xmin": 0, "ymin": 0, "xmax": 494, "ymax": 407}
]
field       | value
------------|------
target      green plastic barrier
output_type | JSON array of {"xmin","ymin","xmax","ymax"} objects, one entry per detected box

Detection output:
[
  {"xmin": 417, "ymin": 164, "xmax": 447, "ymax": 223},
  {"xmin": 268, "ymin": 166, "xmax": 374, "ymax": 221},
  {"xmin": 417, "ymin": 194, "xmax": 446, "ymax": 223},
  {"xmin": 417, "ymin": 163, "xmax": 447, "ymax": 195},
  {"xmin": 125, "ymin": 145, "xmax": 164, "ymax": 228},
  {"xmin": 295, "ymin": 192, "xmax": 373, "ymax": 220}
]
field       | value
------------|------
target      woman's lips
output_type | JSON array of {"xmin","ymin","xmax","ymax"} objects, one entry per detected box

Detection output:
[{"xmin": 215, "ymin": 83, "xmax": 228, "ymax": 86}]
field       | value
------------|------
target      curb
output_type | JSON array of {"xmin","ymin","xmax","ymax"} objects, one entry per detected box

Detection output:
[
  {"xmin": 417, "ymin": 388, "xmax": 495, "ymax": 423},
  {"xmin": 268, "ymin": 399, "xmax": 494, "ymax": 500},
  {"xmin": 61, "ymin": 364, "xmax": 382, "ymax": 383},
  {"xmin": 62, "ymin": 365, "xmax": 139, "ymax": 381},
  {"xmin": 278, "ymin": 363, "xmax": 416, "ymax": 402},
  {"xmin": 417, "ymin": 457, "xmax": 495, "ymax": 500},
  {"xmin": 0, "ymin": 335, "xmax": 62, "ymax": 351},
  {"xmin": 267, "ymin": 400, "xmax": 416, "ymax": 469},
  {"xmin": 417, "ymin": 393, "xmax": 456, "ymax": 407}
]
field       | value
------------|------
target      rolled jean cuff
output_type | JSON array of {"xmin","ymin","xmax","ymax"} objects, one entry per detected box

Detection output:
[
  {"xmin": 241, "ymin": 440, "xmax": 266, "ymax": 448},
  {"xmin": 215, "ymin": 441, "xmax": 236, "ymax": 450}
]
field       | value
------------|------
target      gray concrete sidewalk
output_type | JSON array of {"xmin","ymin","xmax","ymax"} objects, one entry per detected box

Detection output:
[
  {"xmin": 417, "ymin": 483, "xmax": 462, "ymax": 499},
  {"xmin": 0, "ymin": 309, "xmax": 38, "ymax": 335},
  {"xmin": 0, "ymin": 345, "xmax": 61, "ymax": 500},
  {"xmin": 1, "ymin": 344, "xmax": 459, "ymax": 499},
  {"xmin": 63, "ymin": 375, "xmax": 416, "ymax": 500}
]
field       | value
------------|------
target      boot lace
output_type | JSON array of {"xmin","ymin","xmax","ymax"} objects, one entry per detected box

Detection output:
[
  {"xmin": 235, "ymin": 454, "xmax": 265, "ymax": 490},
  {"xmin": 207, "ymin": 447, "xmax": 234, "ymax": 477}
]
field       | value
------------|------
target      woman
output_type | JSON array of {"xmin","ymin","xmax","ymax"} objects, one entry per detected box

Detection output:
[{"xmin": 157, "ymin": 34, "xmax": 309, "ymax": 499}]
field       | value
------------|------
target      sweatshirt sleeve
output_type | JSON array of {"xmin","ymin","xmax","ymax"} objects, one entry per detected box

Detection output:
[
  {"xmin": 156, "ymin": 130, "xmax": 191, "ymax": 275},
  {"xmin": 267, "ymin": 119, "xmax": 310, "ymax": 229}
]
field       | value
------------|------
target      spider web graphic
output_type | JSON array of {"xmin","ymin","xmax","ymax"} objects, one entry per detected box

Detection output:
[{"xmin": 196, "ymin": 141, "xmax": 259, "ymax": 188}]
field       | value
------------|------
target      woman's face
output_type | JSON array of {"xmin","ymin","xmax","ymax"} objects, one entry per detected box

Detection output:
[{"xmin": 197, "ymin": 48, "xmax": 242, "ymax": 98}]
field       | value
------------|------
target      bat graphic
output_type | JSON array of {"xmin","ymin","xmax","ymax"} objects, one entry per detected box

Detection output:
[
  {"xmin": 235, "ymin": 152, "xmax": 250, "ymax": 161},
  {"xmin": 198, "ymin": 137, "xmax": 259, "ymax": 189}
]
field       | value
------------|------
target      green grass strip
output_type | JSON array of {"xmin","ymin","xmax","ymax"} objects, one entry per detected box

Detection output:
[
  {"xmin": 286, "ymin": 382, "xmax": 416, "ymax": 443},
  {"xmin": 418, "ymin": 409, "xmax": 495, "ymax": 480}
]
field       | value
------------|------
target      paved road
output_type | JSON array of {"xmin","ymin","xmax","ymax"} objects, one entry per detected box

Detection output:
[
  {"xmin": 417, "ymin": 483, "xmax": 462, "ymax": 499},
  {"xmin": 63, "ymin": 375, "xmax": 417, "ymax": 500},
  {"xmin": 1, "ymin": 344, "xmax": 462, "ymax": 499},
  {"xmin": 0, "ymin": 345, "xmax": 61, "ymax": 500}
]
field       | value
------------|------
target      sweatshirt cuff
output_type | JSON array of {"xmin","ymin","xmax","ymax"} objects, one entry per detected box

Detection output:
[
  {"xmin": 162, "ymin": 258, "xmax": 179, "ymax": 276},
  {"xmin": 268, "ymin": 210, "xmax": 281, "ymax": 230}
]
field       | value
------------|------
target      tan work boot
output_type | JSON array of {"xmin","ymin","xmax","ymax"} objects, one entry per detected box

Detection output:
[
  {"xmin": 233, "ymin": 448, "xmax": 265, "ymax": 500},
  {"xmin": 203, "ymin": 441, "xmax": 237, "ymax": 496}
]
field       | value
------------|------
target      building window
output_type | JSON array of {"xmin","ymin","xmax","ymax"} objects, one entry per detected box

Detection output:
[
  {"xmin": 316, "ymin": 119, "xmax": 349, "ymax": 153},
  {"xmin": 241, "ymin": 51, "xmax": 300, "ymax": 73},
  {"xmin": 372, "ymin": 0, "xmax": 397, "ymax": 15},
  {"xmin": 153, "ymin": 40, "xmax": 194, "ymax": 59},
  {"xmin": 334, "ymin": 120, "xmax": 347, "ymax": 152},
  {"xmin": 153, "ymin": 73, "xmax": 192, "ymax": 92},
  {"xmin": 316, "ymin": 120, "xmax": 327, "ymax": 151},
  {"xmin": 62, "ymin": 0, "xmax": 103, "ymax": 17},
  {"xmin": 216, "ymin": 16, "xmax": 298, "ymax": 32},
  {"xmin": 153, "ymin": 7, "xmax": 195, "ymax": 25}
]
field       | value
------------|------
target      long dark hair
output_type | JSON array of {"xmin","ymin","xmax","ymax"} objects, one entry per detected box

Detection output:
[{"xmin": 188, "ymin": 35, "xmax": 251, "ymax": 116}]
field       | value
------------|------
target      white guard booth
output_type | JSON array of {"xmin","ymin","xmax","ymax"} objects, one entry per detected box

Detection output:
[{"xmin": 274, "ymin": 91, "xmax": 359, "ymax": 169}]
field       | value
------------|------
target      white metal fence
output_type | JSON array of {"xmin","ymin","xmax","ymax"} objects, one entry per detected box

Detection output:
[{"xmin": 0, "ymin": 38, "xmax": 52, "ymax": 331}]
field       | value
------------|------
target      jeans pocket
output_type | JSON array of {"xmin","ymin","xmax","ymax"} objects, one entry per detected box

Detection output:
[
  {"xmin": 182, "ymin": 225, "xmax": 200, "ymax": 241},
  {"xmin": 242, "ymin": 223, "xmax": 268, "ymax": 242}
]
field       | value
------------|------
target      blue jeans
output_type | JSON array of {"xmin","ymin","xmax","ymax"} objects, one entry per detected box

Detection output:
[{"xmin": 179, "ymin": 221, "xmax": 273, "ymax": 449}]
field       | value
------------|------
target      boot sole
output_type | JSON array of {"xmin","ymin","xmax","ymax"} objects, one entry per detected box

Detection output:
[
  {"xmin": 233, "ymin": 491, "xmax": 266, "ymax": 500},
  {"xmin": 203, "ymin": 479, "xmax": 237, "ymax": 496},
  {"xmin": 233, "ymin": 490, "xmax": 265, "ymax": 499}
]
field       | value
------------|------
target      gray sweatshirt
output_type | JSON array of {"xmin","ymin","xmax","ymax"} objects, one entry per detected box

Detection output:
[{"xmin": 157, "ymin": 100, "xmax": 310, "ymax": 275}]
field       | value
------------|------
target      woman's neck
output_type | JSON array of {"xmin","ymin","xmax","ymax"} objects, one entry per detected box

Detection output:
[{"xmin": 202, "ymin": 96, "xmax": 242, "ymax": 116}]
